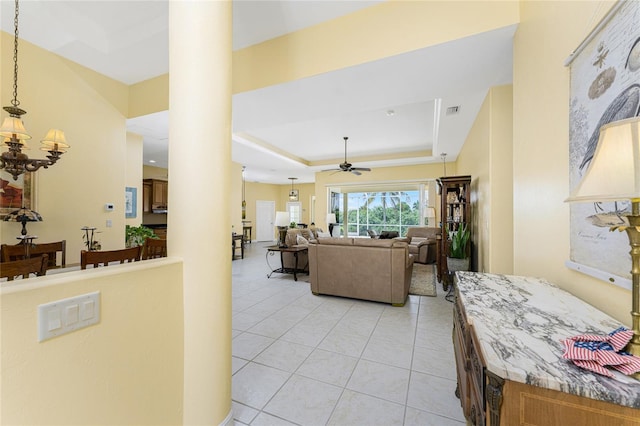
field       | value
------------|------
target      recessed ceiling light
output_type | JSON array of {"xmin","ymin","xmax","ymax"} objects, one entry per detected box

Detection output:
[
  {"xmin": 386, "ymin": 110, "xmax": 395, "ymax": 116},
  {"xmin": 149, "ymin": 160, "xmax": 156, "ymax": 163}
]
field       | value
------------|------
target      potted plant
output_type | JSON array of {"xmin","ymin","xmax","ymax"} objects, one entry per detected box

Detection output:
[
  {"xmin": 125, "ymin": 225, "xmax": 158, "ymax": 248},
  {"xmin": 446, "ymin": 224, "xmax": 470, "ymax": 272}
]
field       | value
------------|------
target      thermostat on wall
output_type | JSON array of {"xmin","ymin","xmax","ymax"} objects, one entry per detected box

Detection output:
[{"xmin": 105, "ymin": 203, "xmax": 114, "ymax": 212}]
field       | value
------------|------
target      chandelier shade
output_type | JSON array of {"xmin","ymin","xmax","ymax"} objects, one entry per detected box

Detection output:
[
  {"xmin": 0, "ymin": 116, "xmax": 31, "ymax": 140},
  {"xmin": 41, "ymin": 129, "xmax": 70, "ymax": 152}
]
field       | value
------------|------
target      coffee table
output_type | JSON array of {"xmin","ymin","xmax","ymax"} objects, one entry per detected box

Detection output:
[{"xmin": 266, "ymin": 245, "xmax": 308, "ymax": 281}]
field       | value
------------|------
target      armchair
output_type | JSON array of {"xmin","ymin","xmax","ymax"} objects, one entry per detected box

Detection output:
[{"xmin": 403, "ymin": 227, "xmax": 440, "ymax": 264}]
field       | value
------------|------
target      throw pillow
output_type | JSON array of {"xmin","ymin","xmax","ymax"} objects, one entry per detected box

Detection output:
[
  {"xmin": 300, "ymin": 229, "xmax": 312, "ymax": 241},
  {"xmin": 296, "ymin": 234, "xmax": 310, "ymax": 245},
  {"xmin": 411, "ymin": 237, "xmax": 428, "ymax": 245},
  {"xmin": 317, "ymin": 231, "xmax": 331, "ymax": 238}
]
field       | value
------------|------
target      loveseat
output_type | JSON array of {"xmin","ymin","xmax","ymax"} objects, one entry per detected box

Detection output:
[
  {"xmin": 398, "ymin": 227, "xmax": 440, "ymax": 264},
  {"xmin": 307, "ymin": 237, "xmax": 414, "ymax": 306}
]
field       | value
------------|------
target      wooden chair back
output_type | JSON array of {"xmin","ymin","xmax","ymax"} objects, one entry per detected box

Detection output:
[
  {"xmin": 1, "ymin": 254, "xmax": 49, "ymax": 281},
  {"xmin": 142, "ymin": 238, "xmax": 167, "ymax": 260},
  {"xmin": 1, "ymin": 240, "xmax": 66, "ymax": 269},
  {"xmin": 80, "ymin": 246, "xmax": 142, "ymax": 270}
]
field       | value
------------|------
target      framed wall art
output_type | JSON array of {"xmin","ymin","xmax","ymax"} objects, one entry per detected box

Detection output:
[
  {"xmin": 125, "ymin": 187, "xmax": 137, "ymax": 218},
  {"xmin": 566, "ymin": 0, "xmax": 640, "ymax": 289},
  {"xmin": 0, "ymin": 171, "xmax": 34, "ymax": 218}
]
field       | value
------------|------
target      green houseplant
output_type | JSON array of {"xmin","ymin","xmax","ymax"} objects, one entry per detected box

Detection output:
[
  {"xmin": 446, "ymin": 224, "xmax": 470, "ymax": 272},
  {"xmin": 125, "ymin": 225, "xmax": 158, "ymax": 248}
]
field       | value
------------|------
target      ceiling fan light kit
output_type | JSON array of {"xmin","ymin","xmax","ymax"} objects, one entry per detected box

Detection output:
[{"xmin": 324, "ymin": 137, "xmax": 371, "ymax": 175}]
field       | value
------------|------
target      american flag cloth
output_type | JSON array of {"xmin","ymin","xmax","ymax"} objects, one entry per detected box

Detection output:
[
  {"xmin": 561, "ymin": 327, "xmax": 640, "ymax": 377},
  {"xmin": 562, "ymin": 339, "xmax": 599, "ymax": 361},
  {"xmin": 572, "ymin": 359, "xmax": 615, "ymax": 378},
  {"xmin": 568, "ymin": 326, "xmax": 633, "ymax": 351},
  {"xmin": 607, "ymin": 327, "xmax": 635, "ymax": 351}
]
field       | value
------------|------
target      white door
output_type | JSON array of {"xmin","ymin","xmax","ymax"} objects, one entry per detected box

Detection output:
[{"xmin": 256, "ymin": 200, "xmax": 276, "ymax": 242}]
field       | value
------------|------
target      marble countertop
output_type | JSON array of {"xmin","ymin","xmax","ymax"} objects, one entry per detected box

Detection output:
[{"xmin": 455, "ymin": 272, "xmax": 640, "ymax": 409}]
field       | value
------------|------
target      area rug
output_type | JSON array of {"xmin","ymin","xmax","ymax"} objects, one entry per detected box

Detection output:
[{"xmin": 409, "ymin": 263, "xmax": 437, "ymax": 297}]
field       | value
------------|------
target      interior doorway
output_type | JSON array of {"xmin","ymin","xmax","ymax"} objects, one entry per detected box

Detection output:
[{"xmin": 255, "ymin": 200, "xmax": 276, "ymax": 242}]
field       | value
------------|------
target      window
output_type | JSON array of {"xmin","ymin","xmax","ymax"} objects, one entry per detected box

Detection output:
[
  {"xmin": 287, "ymin": 202, "xmax": 301, "ymax": 225},
  {"xmin": 328, "ymin": 182, "xmax": 434, "ymax": 237}
]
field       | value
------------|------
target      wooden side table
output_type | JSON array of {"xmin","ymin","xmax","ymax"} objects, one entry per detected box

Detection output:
[
  {"xmin": 242, "ymin": 226, "xmax": 252, "ymax": 244},
  {"xmin": 265, "ymin": 245, "xmax": 308, "ymax": 281},
  {"xmin": 232, "ymin": 234, "xmax": 244, "ymax": 260}
]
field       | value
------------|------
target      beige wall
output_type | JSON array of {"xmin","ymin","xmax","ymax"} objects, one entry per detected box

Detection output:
[
  {"xmin": 457, "ymin": 85, "xmax": 513, "ymax": 274},
  {"xmin": 512, "ymin": 0, "xmax": 629, "ymax": 323},
  {"xmin": 1, "ymin": 260, "xmax": 184, "ymax": 425},
  {"xmin": 0, "ymin": 33, "xmax": 130, "ymax": 263}
]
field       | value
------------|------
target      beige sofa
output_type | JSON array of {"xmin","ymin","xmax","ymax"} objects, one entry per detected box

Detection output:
[
  {"xmin": 398, "ymin": 227, "xmax": 440, "ymax": 264},
  {"xmin": 308, "ymin": 237, "xmax": 414, "ymax": 306}
]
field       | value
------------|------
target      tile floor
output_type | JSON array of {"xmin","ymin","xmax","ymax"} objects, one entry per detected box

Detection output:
[{"xmin": 232, "ymin": 242, "xmax": 466, "ymax": 426}]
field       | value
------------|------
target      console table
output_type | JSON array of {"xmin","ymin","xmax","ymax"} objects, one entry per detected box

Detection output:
[
  {"xmin": 266, "ymin": 245, "xmax": 308, "ymax": 281},
  {"xmin": 453, "ymin": 272, "xmax": 640, "ymax": 425}
]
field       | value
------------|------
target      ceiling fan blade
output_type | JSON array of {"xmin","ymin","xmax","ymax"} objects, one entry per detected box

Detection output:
[
  {"xmin": 321, "ymin": 168, "xmax": 341, "ymax": 172},
  {"xmin": 351, "ymin": 167, "xmax": 371, "ymax": 172},
  {"xmin": 351, "ymin": 170, "xmax": 362, "ymax": 176}
]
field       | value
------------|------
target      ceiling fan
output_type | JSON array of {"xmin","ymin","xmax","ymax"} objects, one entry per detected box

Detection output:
[{"xmin": 324, "ymin": 137, "xmax": 371, "ymax": 176}]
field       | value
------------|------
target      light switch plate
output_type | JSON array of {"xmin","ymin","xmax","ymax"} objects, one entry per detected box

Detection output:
[{"xmin": 38, "ymin": 291, "xmax": 100, "ymax": 342}]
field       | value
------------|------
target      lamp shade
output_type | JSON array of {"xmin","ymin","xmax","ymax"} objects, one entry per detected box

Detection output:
[
  {"xmin": 567, "ymin": 117, "xmax": 640, "ymax": 203},
  {"xmin": 4, "ymin": 206, "xmax": 42, "ymax": 236},
  {"xmin": 426, "ymin": 207, "xmax": 436, "ymax": 218},
  {"xmin": 3, "ymin": 206, "xmax": 42, "ymax": 223},
  {"xmin": 326, "ymin": 213, "xmax": 337, "ymax": 224},
  {"xmin": 0, "ymin": 116, "xmax": 31, "ymax": 140},
  {"xmin": 40, "ymin": 129, "xmax": 70, "ymax": 152},
  {"xmin": 274, "ymin": 211, "xmax": 290, "ymax": 227}
]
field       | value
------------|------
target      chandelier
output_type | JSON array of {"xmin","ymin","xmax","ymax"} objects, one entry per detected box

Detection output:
[
  {"xmin": 0, "ymin": 0, "xmax": 69, "ymax": 181},
  {"xmin": 288, "ymin": 177, "xmax": 298, "ymax": 201}
]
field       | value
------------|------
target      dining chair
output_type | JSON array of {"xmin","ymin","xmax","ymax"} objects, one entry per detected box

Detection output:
[
  {"xmin": 142, "ymin": 238, "xmax": 167, "ymax": 260},
  {"xmin": 1, "ymin": 254, "xmax": 49, "ymax": 281},
  {"xmin": 1, "ymin": 240, "xmax": 66, "ymax": 269},
  {"xmin": 80, "ymin": 246, "xmax": 142, "ymax": 269}
]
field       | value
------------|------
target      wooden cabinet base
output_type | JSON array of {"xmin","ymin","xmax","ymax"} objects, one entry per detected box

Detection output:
[{"xmin": 496, "ymin": 380, "xmax": 640, "ymax": 426}]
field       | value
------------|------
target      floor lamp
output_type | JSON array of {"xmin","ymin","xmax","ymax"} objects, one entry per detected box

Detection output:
[{"xmin": 566, "ymin": 116, "xmax": 640, "ymax": 379}]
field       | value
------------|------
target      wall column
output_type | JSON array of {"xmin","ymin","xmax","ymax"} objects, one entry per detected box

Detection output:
[{"xmin": 168, "ymin": 1, "xmax": 232, "ymax": 425}]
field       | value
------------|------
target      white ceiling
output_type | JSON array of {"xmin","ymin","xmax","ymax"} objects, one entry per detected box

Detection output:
[{"xmin": 1, "ymin": 0, "xmax": 515, "ymax": 184}]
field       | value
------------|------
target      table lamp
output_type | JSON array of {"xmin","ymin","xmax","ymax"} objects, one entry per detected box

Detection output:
[
  {"xmin": 4, "ymin": 205, "xmax": 42, "ymax": 236},
  {"xmin": 274, "ymin": 211, "xmax": 290, "ymax": 248},
  {"xmin": 326, "ymin": 213, "xmax": 337, "ymax": 237},
  {"xmin": 566, "ymin": 116, "xmax": 640, "ymax": 377},
  {"xmin": 425, "ymin": 207, "xmax": 436, "ymax": 226}
]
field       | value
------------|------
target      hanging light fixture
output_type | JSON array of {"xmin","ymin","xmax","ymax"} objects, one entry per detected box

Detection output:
[
  {"xmin": 0, "ymin": 0, "xmax": 69, "ymax": 181},
  {"xmin": 440, "ymin": 152, "xmax": 447, "ymax": 177},
  {"xmin": 241, "ymin": 166, "xmax": 246, "ymax": 220},
  {"xmin": 288, "ymin": 177, "xmax": 298, "ymax": 201}
]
